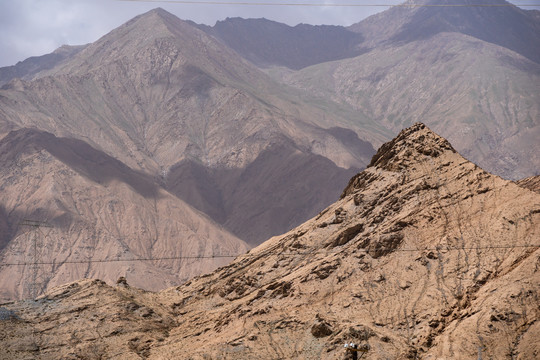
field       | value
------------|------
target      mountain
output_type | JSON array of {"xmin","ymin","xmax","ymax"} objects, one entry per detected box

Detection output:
[
  {"xmin": 2, "ymin": 0, "xmax": 536, "ymax": 256},
  {"xmin": 0, "ymin": 8, "xmax": 377, "ymax": 250},
  {"xmin": 195, "ymin": 17, "xmax": 365, "ymax": 70},
  {"xmin": 0, "ymin": 128, "xmax": 249, "ymax": 301},
  {"xmin": 273, "ymin": 0, "xmax": 540, "ymax": 180},
  {"xmin": 179, "ymin": 1, "xmax": 540, "ymax": 180},
  {"xmin": 0, "ymin": 45, "xmax": 86, "ymax": 87},
  {"xmin": 349, "ymin": 0, "xmax": 540, "ymax": 64},
  {"xmin": 1, "ymin": 0, "xmax": 538, "ymax": 300},
  {"xmin": 1, "ymin": 124, "xmax": 538, "ymax": 359},
  {"xmin": 281, "ymin": 31, "xmax": 540, "ymax": 180}
]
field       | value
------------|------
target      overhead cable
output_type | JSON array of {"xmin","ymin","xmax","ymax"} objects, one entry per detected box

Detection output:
[
  {"xmin": 115, "ymin": 0, "xmax": 540, "ymax": 7},
  {"xmin": 2, "ymin": 243, "xmax": 539, "ymax": 266}
]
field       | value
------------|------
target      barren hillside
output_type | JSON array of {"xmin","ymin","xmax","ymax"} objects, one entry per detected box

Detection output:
[{"xmin": 0, "ymin": 128, "xmax": 249, "ymax": 301}]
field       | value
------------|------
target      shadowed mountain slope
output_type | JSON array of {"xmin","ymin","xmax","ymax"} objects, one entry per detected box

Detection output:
[
  {"xmin": 0, "ymin": 128, "xmax": 248, "ymax": 301},
  {"xmin": 1, "ymin": 128, "xmax": 160, "ymax": 198},
  {"xmin": 167, "ymin": 140, "xmax": 360, "ymax": 245},
  {"xmin": 196, "ymin": 17, "xmax": 365, "ymax": 70},
  {"xmin": 1, "ymin": 124, "xmax": 538, "ymax": 359}
]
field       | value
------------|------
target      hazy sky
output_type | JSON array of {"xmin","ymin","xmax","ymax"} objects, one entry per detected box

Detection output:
[{"xmin": 0, "ymin": 0, "xmax": 532, "ymax": 67}]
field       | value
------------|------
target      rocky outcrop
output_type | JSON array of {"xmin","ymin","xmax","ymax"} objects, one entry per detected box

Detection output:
[{"xmin": 516, "ymin": 175, "xmax": 540, "ymax": 194}]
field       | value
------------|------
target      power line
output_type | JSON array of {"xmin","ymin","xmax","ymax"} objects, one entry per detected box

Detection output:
[
  {"xmin": 116, "ymin": 0, "xmax": 540, "ymax": 7},
  {"xmin": 2, "ymin": 243, "xmax": 538, "ymax": 266},
  {"xmin": 1, "ymin": 254, "xmax": 239, "ymax": 266}
]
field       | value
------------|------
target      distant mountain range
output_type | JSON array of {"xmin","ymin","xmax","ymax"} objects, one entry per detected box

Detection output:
[
  {"xmin": 0, "ymin": 0, "xmax": 538, "ymax": 299},
  {"xmin": 282, "ymin": 31, "xmax": 539, "ymax": 179},
  {"xmin": 194, "ymin": 18, "xmax": 366, "ymax": 70}
]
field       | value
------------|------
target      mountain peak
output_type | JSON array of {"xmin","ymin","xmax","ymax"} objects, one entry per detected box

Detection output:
[
  {"xmin": 147, "ymin": 7, "xmax": 170, "ymax": 15},
  {"xmin": 350, "ymin": 0, "xmax": 540, "ymax": 63},
  {"xmin": 138, "ymin": 7, "xmax": 179, "ymax": 22},
  {"xmin": 368, "ymin": 122, "xmax": 456, "ymax": 171}
]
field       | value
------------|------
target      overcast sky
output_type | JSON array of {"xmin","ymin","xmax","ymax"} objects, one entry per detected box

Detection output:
[{"xmin": 0, "ymin": 0, "xmax": 532, "ymax": 67}]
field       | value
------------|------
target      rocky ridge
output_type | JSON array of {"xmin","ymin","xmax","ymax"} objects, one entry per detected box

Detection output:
[
  {"xmin": 1, "ymin": 124, "xmax": 538, "ymax": 359},
  {"xmin": 0, "ymin": 45, "xmax": 86, "ymax": 87},
  {"xmin": 196, "ymin": 17, "xmax": 365, "ymax": 70}
]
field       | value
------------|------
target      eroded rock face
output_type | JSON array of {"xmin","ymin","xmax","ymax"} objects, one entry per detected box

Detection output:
[
  {"xmin": 1, "ymin": 123, "xmax": 539, "ymax": 359},
  {"xmin": 0, "ymin": 280, "xmax": 177, "ymax": 360},
  {"xmin": 516, "ymin": 175, "xmax": 540, "ymax": 194},
  {"xmin": 342, "ymin": 122, "xmax": 456, "ymax": 197}
]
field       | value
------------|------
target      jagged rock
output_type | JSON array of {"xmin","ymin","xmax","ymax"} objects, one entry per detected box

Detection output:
[
  {"xmin": 267, "ymin": 281, "xmax": 292, "ymax": 298},
  {"xmin": 311, "ymin": 321, "xmax": 333, "ymax": 337},
  {"xmin": 330, "ymin": 223, "xmax": 364, "ymax": 248},
  {"xmin": 348, "ymin": 325, "xmax": 375, "ymax": 340},
  {"xmin": 367, "ymin": 232, "xmax": 403, "ymax": 258},
  {"xmin": 311, "ymin": 315, "xmax": 333, "ymax": 338},
  {"xmin": 331, "ymin": 207, "xmax": 348, "ymax": 224},
  {"xmin": 311, "ymin": 260, "xmax": 341, "ymax": 280},
  {"xmin": 516, "ymin": 176, "xmax": 540, "ymax": 194}
]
